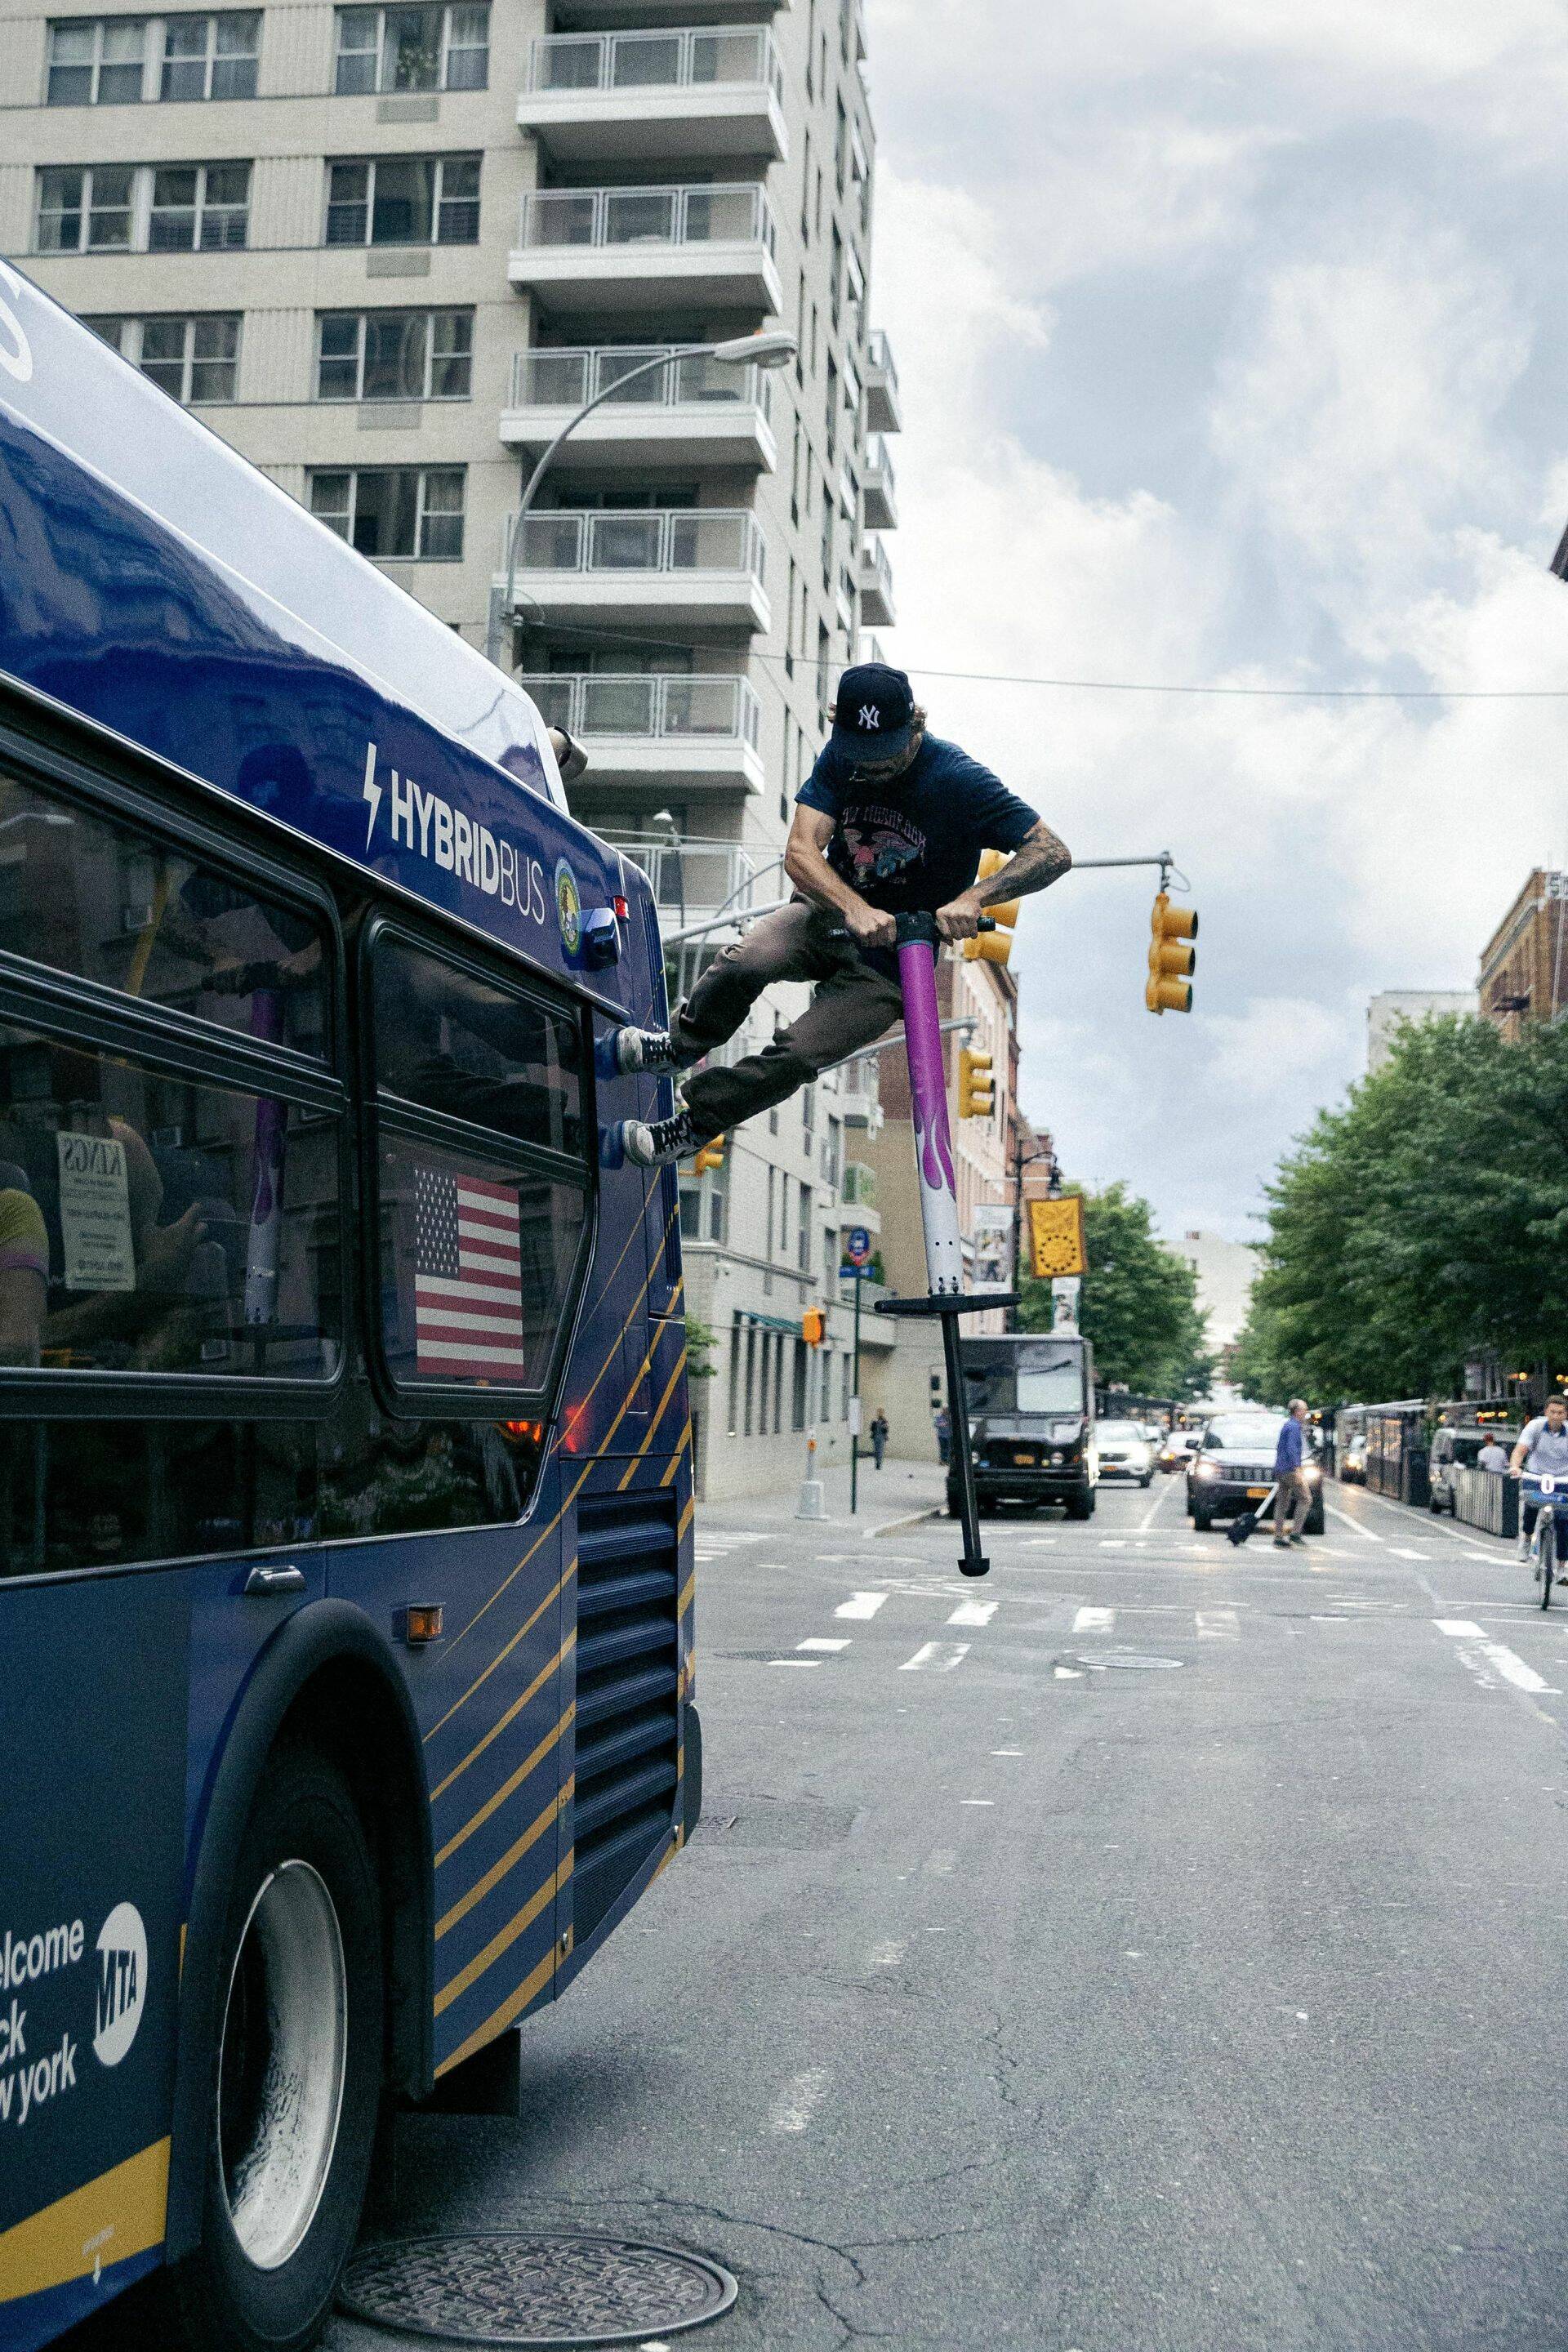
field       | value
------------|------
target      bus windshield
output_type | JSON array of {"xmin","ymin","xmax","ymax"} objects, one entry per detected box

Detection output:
[{"xmin": 963, "ymin": 1340, "xmax": 1087, "ymax": 1417}]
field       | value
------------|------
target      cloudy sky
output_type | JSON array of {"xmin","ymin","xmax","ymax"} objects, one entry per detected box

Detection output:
[{"xmin": 868, "ymin": 0, "xmax": 1568, "ymax": 1245}]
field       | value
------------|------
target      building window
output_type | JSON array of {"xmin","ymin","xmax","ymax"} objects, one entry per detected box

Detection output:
[
  {"xmin": 309, "ymin": 466, "xmax": 466, "ymax": 559},
  {"xmin": 334, "ymin": 4, "xmax": 489, "ymax": 95},
  {"xmin": 84, "ymin": 312, "xmax": 241, "ymax": 402},
  {"xmin": 35, "ymin": 160, "xmax": 249, "ymax": 252},
  {"xmin": 46, "ymin": 14, "xmax": 260, "ymax": 105},
  {"xmin": 323, "ymin": 154, "xmax": 480, "ymax": 247},
  {"xmin": 316, "ymin": 308, "xmax": 472, "ymax": 401},
  {"xmin": 797, "ymin": 1182, "xmax": 812, "ymax": 1272}
]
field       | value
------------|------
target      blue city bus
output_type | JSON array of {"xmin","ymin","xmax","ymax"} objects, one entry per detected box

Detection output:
[{"xmin": 0, "ymin": 263, "xmax": 697, "ymax": 2352}]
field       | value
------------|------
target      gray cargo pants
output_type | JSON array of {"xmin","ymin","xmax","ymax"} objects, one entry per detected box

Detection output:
[{"xmin": 675, "ymin": 902, "xmax": 904, "ymax": 1142}]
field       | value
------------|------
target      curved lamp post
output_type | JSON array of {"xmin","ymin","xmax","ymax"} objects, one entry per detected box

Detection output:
[{"xmin": 486, "ymin": 327, "xmax": 797, "ymax": 668}]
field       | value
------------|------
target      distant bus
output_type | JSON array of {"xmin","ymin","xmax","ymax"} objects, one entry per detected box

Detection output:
[
  {"xmin": 0, "ymin": 265, "xmax": 697, "ymax": 2352},
  {"xmin": 952, "ymin": 1333, "xmax": 1098, "ymax": 1518}
]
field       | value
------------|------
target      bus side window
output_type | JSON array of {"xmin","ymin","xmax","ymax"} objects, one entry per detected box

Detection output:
[{"xmin": 365, "ymin": 928, "xmax": 590, "ymax": 1413}]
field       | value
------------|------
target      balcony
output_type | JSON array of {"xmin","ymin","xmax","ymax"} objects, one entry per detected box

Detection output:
[
  {"xmin": 502, "ymin": 506, "xmax": 769, "ymax": 633},
  {"xmin": 865, "ymin": 329, "xmax": 902, "ymax": 434},
  {"xmin": 862, "ymin": 435, "xmax": 897, "ymax": 529},
  {"xmin": 858, "ymin": 535, "xmax": 895, "ymax": 627},
  {"xmin": 519, "ymin": 29, "xmax": 788, "ymax": 163},
  {"xmin": 550, "ymin": 0, "xmax": 789, "ymax": 23},
  {"xmin": 510, "ymin": 181, "xmax": 781, "ymax": 315},
  {"xmin": 501, "ymin": 345, "xmax": 776, "ymax": 474},
  {"xmin": 603, "ymin": 834, "xmax": 781, "ymax": 934},
  {"xmin": 834, "ymin": 1055, "xmax": 883, "ymax": 1133},
  {"xmin": 520, "ymin": 672, "xmax": 765, "ymax": 794}
]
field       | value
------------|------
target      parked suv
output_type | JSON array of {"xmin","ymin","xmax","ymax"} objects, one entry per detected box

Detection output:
[
  {"xmin": 1187, "ymin": 1412, "xmax": 1326, "ymax": 1535},
  {"xmin": 1428, "ymin": 1425, "xmax": 1508, "ymax": 1514}
]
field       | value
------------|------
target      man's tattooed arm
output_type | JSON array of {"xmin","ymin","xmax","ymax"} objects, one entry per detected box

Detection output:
[{"xmin": 976, "ymin": 819, "xmax": 1072, "ymax": 904}]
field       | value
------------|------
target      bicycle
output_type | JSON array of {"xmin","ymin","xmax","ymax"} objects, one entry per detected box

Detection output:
[{"xmin": 1520, "ymin": 1473, "xmax": 1568, "ymax": 1609}]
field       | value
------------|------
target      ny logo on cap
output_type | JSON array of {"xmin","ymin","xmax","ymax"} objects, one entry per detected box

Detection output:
[{"xmin": 859, "ymin": 705, "xmax": 880, "ymax": 728}]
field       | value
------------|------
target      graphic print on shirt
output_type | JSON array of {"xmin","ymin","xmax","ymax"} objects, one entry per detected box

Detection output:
[{"xmin": 834, "ymin": 804, "xmax": 927, "ymax": 894}]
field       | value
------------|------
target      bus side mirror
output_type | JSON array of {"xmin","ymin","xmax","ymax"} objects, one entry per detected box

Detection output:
[{"xmin": 581, "ymin": 907, "xmax": 620, "ymax": 969}]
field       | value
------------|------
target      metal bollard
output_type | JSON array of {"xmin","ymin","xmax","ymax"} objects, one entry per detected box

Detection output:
[{"xmin": 795, "ymin": 1431, "xmax": 826, "ymax": 1521}]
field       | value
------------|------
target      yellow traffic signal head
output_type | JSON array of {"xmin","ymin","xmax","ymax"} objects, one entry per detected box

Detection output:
[
  {"xmin": 964, "ymin": 849, "xmax": 1019, "ymax": 963},
  {"xmin": 691, "ymin": 1133, "xmax": 727, "ymax": 1174},
  {"xmin": 801, "ymin": 1307, "xmax": 826, "ymax": 1347},
  {"xmin": 1146, "ymin": 893, "xmax": 1198, "ymax": 1015},
  {"xmin": 958, "ymin": 1046, "xmax": 996, "ymax": 1118}
]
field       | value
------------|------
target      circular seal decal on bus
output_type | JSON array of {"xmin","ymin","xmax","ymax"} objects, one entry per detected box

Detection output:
[
  {"xmin": 92, "ymin": 1902, "xmax": 147, "ymax": 2068},
  {"xmin": 555, "ymin": 858, "xmax": 581, "ymax": 955}
]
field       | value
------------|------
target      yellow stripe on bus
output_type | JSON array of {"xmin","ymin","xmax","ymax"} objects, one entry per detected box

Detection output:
[
  {"xmin": 434, "ymin": 1946, "xmax": 558, "ymax": 2079},
  {"xmin": 430, "ymin": 1625, "xmax": 576, "ymax": 1805},
  {"xmin": 616, "ymin": 1350, "xmax": 688, "ymax": 1492},
  {"xmin": 660, "ymin": 1421, "xmax": 693, "ymax": 1487},
  {"xmin": 434, "ymin": 1704, "xmax": 574, "ymax": 1870},
  {"xmin": 434, "ymin": 1861, "xmax": 565, "ymax": 2016},
  {"xmin": 435, "ymin": 1780, "xmax": 572, "ymax": 1943},
  {"xmin": 0, "ymin": 2137, "xmax": 169, "ymax": 2305}
]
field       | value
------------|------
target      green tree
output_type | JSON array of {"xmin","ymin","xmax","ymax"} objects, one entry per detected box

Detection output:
[
  {"xmin": 1020, "ymin": 1182, "xmax": 1214, "ymax": 1398},
  {"xmin": 1234, "ymin": 1015, "xmax": 1568, "ymax": 1405}
]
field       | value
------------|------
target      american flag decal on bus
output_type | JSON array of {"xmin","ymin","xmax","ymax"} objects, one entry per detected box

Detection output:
[{"xmin": 414, "ymin": 1168, "xmax": 527, "ymax": 1381}]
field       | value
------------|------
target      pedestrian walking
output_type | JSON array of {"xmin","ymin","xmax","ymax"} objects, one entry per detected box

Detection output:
[
  {"xmin": 1477, "ymin": 1433, "xmax": 1511, "ymax": 1475},
  {"xmin": 933, "ymin": 1405, "xmax": 952, "ymax": 1467},
  {"xmin": 1272, "ymin": 1397, "xmax": 1314, "ymax": 1548},
  {"xmin": 612, "ymin": 665, "xmax": 1071, "ymax": 1165},
  {"xmin": 870, "ymin": 1410, "xmax": 889, "ymax": 1470}
]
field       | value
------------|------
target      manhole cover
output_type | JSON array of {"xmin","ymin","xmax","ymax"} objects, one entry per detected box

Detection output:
[
  {"xmin": 338, "ymin": 2232, "xmax": 738, "ymax": 2347},
  {"xmin": 1069, "ymin": 1650, "xmax": 1185, "ymax": 1672}
]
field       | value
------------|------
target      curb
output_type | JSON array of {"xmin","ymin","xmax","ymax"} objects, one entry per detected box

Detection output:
[{"xmin": 871, "ymin": 1508, "xmax": 942, "ymax": 1539}]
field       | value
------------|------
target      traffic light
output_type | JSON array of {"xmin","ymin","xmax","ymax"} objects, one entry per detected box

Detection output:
[
  {"xmin": 958, "ymin": 1046, "xmax": 995, "ymax": 1118},
  {"xmin": 964, "ymin": 849, "xmax": 1020, "ymax": 964},
  {"xmin": 1146, "ymin": 893, "xmax": 1197, "ymax": 1014},
  {"xmin": 802, "ymin": 1307, "xmax": 826, "ymax": 1347},
  {"xmin": 692, "ymin": 1133, "xmax": 726, "ymax": 1175}
]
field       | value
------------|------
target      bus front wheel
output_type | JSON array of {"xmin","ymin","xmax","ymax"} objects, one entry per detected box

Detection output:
[{"xmin": 172, "ymin": 1747, "xmax": 384, "ymax": 2352}]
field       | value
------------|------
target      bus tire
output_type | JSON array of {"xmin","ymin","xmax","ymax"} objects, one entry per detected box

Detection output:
[{"xmin": 171, "ymin": 1747, "xmax": 383, "ymax": 2352}]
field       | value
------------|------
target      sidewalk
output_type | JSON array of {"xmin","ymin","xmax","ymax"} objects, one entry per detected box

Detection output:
[{"xmin": 697, "ymin": 1453, "xmax": 947, "ymax": 1539}]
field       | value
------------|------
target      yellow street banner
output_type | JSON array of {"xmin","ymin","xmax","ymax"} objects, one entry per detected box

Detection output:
[{"xmin": 1028, "ymin": 1196, "xmax": 1086, "ymax": 1280}]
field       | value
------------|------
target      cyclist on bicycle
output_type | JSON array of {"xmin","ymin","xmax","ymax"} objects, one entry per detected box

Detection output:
[{"xmin": 1509, "ymin": 1394, "xmax": 1568, "ymax": 1557}]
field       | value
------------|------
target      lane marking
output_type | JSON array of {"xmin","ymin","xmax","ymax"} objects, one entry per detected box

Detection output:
[
  {"xmin": 991, "ymin": 1748, "xmax": 1023, "ymax": 1757},
  {"xmin": 768, "ymin": 1659, "xmax": 822, "ymax": 1668},
  {"xmin": 900, "ymin": 1642, "xmax": 969, "ymax": 1673},
  {"xmin": 960, "ymin": 1797, "xmax": 995, "ymax": 1806},
  {"xmin": 770, "ymin": 2067, "xmax": 831, "ymax": 2136},
  {"xmin": 1054, "ymin": 1666, "xmax": 1084, "ymax": 1679},
  {"xmin": 797, "ymin": 1637, "xmax": 850, "ymax": 1653},
  {"xmin": 869, "ymin": 1940, "xmax": 906, "ymax": 1967},
  {"xmin": 1326, "ymin": 1503, "xmax": 1383, "ymax": 1544},
  {"xmin": 1137, "ymin": 1477, "xmax": 1174, "ymax": 1534},
  {"xmin": 1196, "ymin": 1609, "xmax": 1240, "ymax": 1639},
  {"xmin": 947, "ymin": 1599, "xmax": 998, "ymax": 1627},
  {"xmin": 1437, "ymin": 1620, "xmax": 1486, "ymax": 1638},
  {"xmin": 836, "ymin": 1591, "xmax": 889, "ymax": 1620},
  {"xmin": 1391, "ymin": 1548, "xmax": 1429, "ymax": 1561},
  {"xmin": 1475, "ymin": 1642, "xmax": 1558, "ymax": 1695},
  {"xmin": 1073, "ymin": 1606, "xmax": 1115, "ymax": 1632}
]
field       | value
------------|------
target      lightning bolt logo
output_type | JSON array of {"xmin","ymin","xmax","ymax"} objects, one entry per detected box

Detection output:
[{"xmin": 362, "ymin": 740, "xmax": 382, "ymax": 850}]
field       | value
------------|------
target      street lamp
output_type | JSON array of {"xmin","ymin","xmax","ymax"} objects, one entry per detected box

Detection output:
[
  {"xmin": 1009, "ymin": 1142, "xmax": 1061, "ymax": 1330},
  {"xmin": 486, "ymin": 328, "xmax": 797, "ymax": 668}
]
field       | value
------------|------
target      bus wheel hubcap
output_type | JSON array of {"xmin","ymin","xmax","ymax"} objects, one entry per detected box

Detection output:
[{"xmin": 218, "ymin": 1859, "xmax": 347, "ymax": 2270}]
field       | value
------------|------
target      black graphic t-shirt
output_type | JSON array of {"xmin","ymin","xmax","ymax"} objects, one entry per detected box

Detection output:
[{"xmin": 796, "ymin": 733, "xmax": 1039, "ymax": 914}]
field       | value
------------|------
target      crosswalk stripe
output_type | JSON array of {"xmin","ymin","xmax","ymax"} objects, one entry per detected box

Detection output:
[
  {"xmin": 1196, "ymin": 1609, "xmax": 1240, "ymax": 1639},
  {"xmin": 947, "ymin": 1599, "xmax": 997, "ymax": 1628},
  {"xmin": 899, "ymin": 1642, "xmax": 969, "ymax": 1673},
  {"xmin": 1072, "ymin": 1606, "xmax": 1115, "ymax": 1632},
  {"xmin": 836, "ymin": 1591, "xmax": 888, "ymax": 1620}
]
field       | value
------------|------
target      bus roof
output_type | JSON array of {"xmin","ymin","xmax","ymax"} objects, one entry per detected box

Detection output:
[{"xmin": 0, "ymin": 262, "xmax": 632, "ymax": 991}]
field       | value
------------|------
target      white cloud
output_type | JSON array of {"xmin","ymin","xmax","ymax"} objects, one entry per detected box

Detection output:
[{"xmin": 866, "ymin": 1, "xmax": 1568, "ymax": 1239}]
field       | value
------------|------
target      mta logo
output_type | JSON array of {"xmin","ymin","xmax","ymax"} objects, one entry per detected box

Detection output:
[
  {"xmin": 859, "ymin": 705, "xmax": 880, "ymax": 728},
  {"xmin": 92, "ymin": 1903, "xmax": 148, "ymax": 2069}
]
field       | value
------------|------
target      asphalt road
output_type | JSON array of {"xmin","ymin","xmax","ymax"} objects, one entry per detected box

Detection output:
[
  {"xmin": 310, "ymin": 1465, "xmax": 1568, "ymax": 2352},
  {"xmin": 67, "ymin": 1468, "xmax": 1568, "ymax": 2352}
]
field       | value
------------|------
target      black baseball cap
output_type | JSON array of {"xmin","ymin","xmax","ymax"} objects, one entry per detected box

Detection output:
[{"xmin": 831, "ymin": 662, "xmax": 917, "ymax": 765}]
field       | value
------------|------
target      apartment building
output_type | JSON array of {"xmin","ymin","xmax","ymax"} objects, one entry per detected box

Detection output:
[
  {"xmin": 0, "ymin": 0, "xmax": 900, "ymax": 1499},
  {"xmin": 1477, "ymin": 870, "xmax": 1568, "ymax": 1039}
]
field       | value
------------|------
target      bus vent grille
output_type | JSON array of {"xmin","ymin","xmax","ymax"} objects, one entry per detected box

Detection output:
[{"xmin": 572, "ymin": 1492, "xmax": 680, "ymax": 1943}]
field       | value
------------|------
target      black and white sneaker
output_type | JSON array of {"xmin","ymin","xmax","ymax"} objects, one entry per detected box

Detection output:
[
  {"xmin": 618, "ymin": 1109, "xmax": 699, "ymax": 1167},
  {"xmin": 612, "ymin": 1026, "xmax": 696, "ymax": 1076}
]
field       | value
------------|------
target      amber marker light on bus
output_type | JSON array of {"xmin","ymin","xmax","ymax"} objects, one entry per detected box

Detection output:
[{"xmin": 403, "ymin": 1604, "xmax": 444, "ymax": 1646}]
